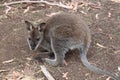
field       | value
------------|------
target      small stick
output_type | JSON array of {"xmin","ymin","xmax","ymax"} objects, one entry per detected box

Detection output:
[
  {"xmin": 0, "ymin": 0, "xmax": 73, "ymax": 9},
  {"xmin": 40, "ymin": 65, "xmax": 55, "ymax": 80},
  {"xmin": 0, "ymin": 70, "xmax": 8, "ymax": 73}
]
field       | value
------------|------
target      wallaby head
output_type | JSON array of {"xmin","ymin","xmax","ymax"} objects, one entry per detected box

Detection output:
[{"xmin": 25, "ymin": 20, "xmax": 46, "ymax": 51}]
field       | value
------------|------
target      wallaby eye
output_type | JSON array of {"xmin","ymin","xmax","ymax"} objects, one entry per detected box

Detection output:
[
  {"xmin": 36, "ymin": 38, "xmax": 40, "ymax": 41},
  {"xmin": 39, "ymin": 29, "xmax": 42, "ymax": 32},
  {"xmin": 28, "ymin": 38, "xmax": 31, "ymax": 40}
]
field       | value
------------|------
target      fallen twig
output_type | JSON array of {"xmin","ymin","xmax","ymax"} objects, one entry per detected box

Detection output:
[
  {"xmin": 106, "ymin": 77, "xmax": 112, "ymax": 80},
  {"xmin": 96, "ymin": 43, "xmax": 107, "ymax": 48},
  {"xmin": 40, "ymin": 65, "xmax": 55, "ymax": 80},
  {"xmin": 5, "ymin": 6, "xmax": 12, "ymax": 14},
  {"xmin": 64, "ymin": 60, "xmax": 68, "ymax": 66},
  {"xmin": 0, "ymin": 0, "xmax": 73, "ymax": 9},
  {"xmin": 70, "ymin": 0, "xmax": 101, "ymax": 9},
  {"xmin": 114, "ymin": 50, "xmax": 120, "ymax": 54},
  {"xmin": 0, "ymin": 70, "xmax": 8, "ymax": 73},
  {"xmin": 2, "ymin": 58, "xmax": 15, "ymax": 64}
]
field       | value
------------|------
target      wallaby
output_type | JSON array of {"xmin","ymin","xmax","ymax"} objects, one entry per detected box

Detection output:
[{"xmin": 25, "ymin": 12, "xmax": 120, "ymax": 80}]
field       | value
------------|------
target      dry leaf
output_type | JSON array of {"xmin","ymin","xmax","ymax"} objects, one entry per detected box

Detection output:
[
  {"xmin": 95, "ymin": 14, "xmax": 99, "ymax": 19},
  {"xmin": 46, "ymin": 12, "xmax": 61, "ymax": 17},
  {"xmin": 64, "ymin": 60, "xmax": 68, "ymax": 66},
  {"xmin": 5, "ymin": 5, "xmax": 12, "ymax": 14},
  {"xmin": 111, "ymin": 0, "xmax": 120, "ymax": 3},
  {"xmin": 12, "ymin": 71, "xmax": 22, "ymax": 80},
  {"xmin": 108, "ymin": 34, "xmax": 113, "ymax": 40},
  {"xmin": 24, "ymin": 6, "xmax": 30, "ymax": 13},
  {"xmin": 85, "ymin": 73, "xmax": 89, "ymax": 76},
  {"xmin": 106, "ymin": 77, "xmax": 112, "ymax": 80},
  {"xmin": 2, "ymin": 59, "xmax": 15, "ymax": 64},
  {"xmin": 80, "ymin": 11, "xmax": 87, "ymax": 15},
  {"xmin": 0, "ymin": 70, "xmax": 8, "ymax": 73},
  {"xmin": 114, "ymin": 50, "xmax": 120, "ymax": 54},
  {"xmin": 70, "ymin": 1, "xmax": 79, "ymax": 11},
  {"xmin": 96, "ymin": 43, "xmax": 106, "ymax": 48},
  {"xmin": 6, "ymin": 71, "xmax": 23, "ymax": 80},
  {"xmin": 98, "ymin": 28, "xmax": 103, "ymax": 32},
  {"xmin": 62, "ymin": 72, "xmax": 68, "ymax": 80},
  {"xmin": 108, "ymin": 12, "xmax": 111, "ymax": 17},
  {"xmin": 26, "ymin": 57, "xmax": 32, "ymax": 61}
]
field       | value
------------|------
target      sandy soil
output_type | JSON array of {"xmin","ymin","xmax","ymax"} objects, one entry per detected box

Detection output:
[{"xmin": 0, "ymin": 0, "xmax": 120, "ymax": 80}]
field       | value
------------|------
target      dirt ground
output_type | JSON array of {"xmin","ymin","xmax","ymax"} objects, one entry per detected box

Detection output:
[{"xmin": 0, "ymin": 0, "xmax": 120, "ymax": 80}]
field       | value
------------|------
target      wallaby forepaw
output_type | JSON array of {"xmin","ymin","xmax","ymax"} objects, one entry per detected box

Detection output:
[
  {"xmin": 34, "ymin": 56, "xmax": 44, "ymax": 63},
  {"xmin": 44, "ymin": 58, "xmax": 58, "ymax": 66},
  {"xmin": 44, "ymin": 58, "xmax": 64, "ymax": 67}
]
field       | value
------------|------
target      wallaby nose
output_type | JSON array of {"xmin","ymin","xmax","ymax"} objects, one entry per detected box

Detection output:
[
  {"xmin": 31, "ymin": 47, "xmax": 35, "ymax": 50},
  {"xmin": 31, "ymin": 44, "xmax": 36, "ymax": 50}
]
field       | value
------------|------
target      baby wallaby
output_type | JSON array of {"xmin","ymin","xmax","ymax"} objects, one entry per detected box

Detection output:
[{"xmin": 25, "ymin": 12, "xmax": 120, "ymax": 80}]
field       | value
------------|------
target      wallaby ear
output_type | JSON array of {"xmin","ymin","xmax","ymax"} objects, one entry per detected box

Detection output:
[
  {"xmin": 38, "ymin": 22, "xmax": 46, "ymax": 31},
  {"xmin": 25, "ymin": 20, "xmax": 34, "ymax": 31}
]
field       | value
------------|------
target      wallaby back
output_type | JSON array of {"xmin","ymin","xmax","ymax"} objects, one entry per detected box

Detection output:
[{"xmin": 44, "ymin": 13, "xmax": 91, "ymax": 51}]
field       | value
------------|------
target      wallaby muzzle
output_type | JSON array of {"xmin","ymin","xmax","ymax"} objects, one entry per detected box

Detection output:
[{"xmin": 27, "ymin": 37, "xmax": 43, "ymax": 51}]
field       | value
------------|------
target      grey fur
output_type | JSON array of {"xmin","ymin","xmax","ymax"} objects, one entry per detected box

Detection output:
[{"xmin": 25, "ymin": 12, "xmax": 120, "ymax": 80}]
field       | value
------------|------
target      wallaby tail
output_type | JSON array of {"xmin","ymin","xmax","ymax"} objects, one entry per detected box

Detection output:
[{"xmin": 80, "ymin": 52, "xmax": 120, "ymax": 80}]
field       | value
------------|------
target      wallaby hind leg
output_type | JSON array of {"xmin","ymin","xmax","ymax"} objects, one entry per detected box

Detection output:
[{"xmin": 44, "ymin": 38, "xmax": 66, "ymax": 66}]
